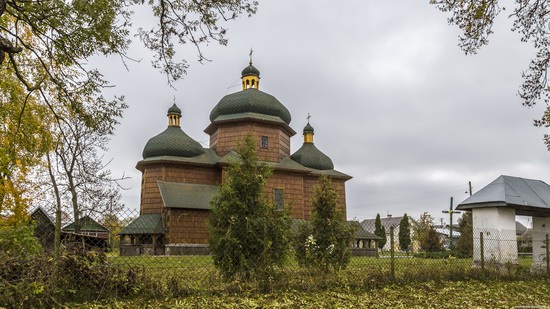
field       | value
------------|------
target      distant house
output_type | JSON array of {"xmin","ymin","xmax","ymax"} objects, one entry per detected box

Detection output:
[
  {"xmin": 62, "ymin": 216, "xmax": 109, "ymax": 250},
  {"xmin": 516, "ymin": 221, "xmax": 528, "ymax": 236},
  {"xmin": 361, "ymin": 215, "xmax": 412, "ymax": 252},
  {"xmin": 434, "ymin": 227, "xmax": 461, "ymax": 249},
  {"xmin": 348, "ymin": 221, "xmax": 381, "ymax": 257},
  {"xmin": 30, "ymin": 207, "xmax": 56, "ymax": 251},
  {"xmin": 30, "ymin": 209, "xmax": 110, "ymax": 251}
]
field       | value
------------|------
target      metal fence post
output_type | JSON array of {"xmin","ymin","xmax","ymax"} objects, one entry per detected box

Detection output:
[
  {"xmin": 480, "ymin": 231, "xmax": 484, "ymax": 270},
  {"xmin": 390, "ymin": 226, "xmax": 395, "ymax": 280}
]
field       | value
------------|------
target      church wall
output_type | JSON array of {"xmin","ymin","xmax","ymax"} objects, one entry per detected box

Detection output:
[
  {"xmin": 210, "ymin": 122, "xmax": 291, "ymax": 161},
  {"xmin": 303, "ymin": 177, "xmax": 317, "ymax": 220},
  {"xmin": 209, "ymin": 130, "xmax": 219, "ymax": 151},
  {"xmin": 278, "ymin": 131, "xmax": 291, "ymax": 161},
  {"xmin": 141, "ymin": 167, "xmax": 164, "ymax": 214},
  {"xmin": 266, "ymin": 172, "xmax": 305, "ymax": 219},
  {"xmin": 163, "ymin": 165, "xmax": 220, "ymax": 185},
  {"xmin": 303, "ymin": 176, "xmax": 347, "ymax": 220},
  {"xmin": 333, "ymin": 179, "xmax": 348, "ymax": 218},
  {"xmin": 140, "ymin": 164, "xmax": 220, "ymax": 214},
  {"xmin": 165, "ymin": 208, "xmax": 210, "ymax": 244}
]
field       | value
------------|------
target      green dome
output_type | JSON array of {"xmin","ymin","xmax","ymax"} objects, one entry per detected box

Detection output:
[
  {"xmin": 291, "ymin": 143, "xmax": 334, "ymax": 170},
  {"xmin": 303, "ymin": 122, "xmax": 314, "ymax": 134},
  {"xmin": 209, "ymin": 88, "xmax": 292, "ymax": 124},
  {"xmin": 142, "ymin": 127, "xmax": 205, "ymax": 159},
  {"xmin": 242, "ymin": 64, "xmax": 260, "ymax": 77},
  {"xmin": 167, "ymin": 103, "xmax": 181, "ymax": 115}
]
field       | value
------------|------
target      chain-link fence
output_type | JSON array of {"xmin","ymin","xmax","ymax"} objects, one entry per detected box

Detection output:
[{"xmin": 2, "ymin": 207, "xmax": 549, "ymax": 306}]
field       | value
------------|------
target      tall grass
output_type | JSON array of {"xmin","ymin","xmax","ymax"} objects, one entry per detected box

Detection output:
[{"xmin": 105, "ymin": 254, "xmax": 539, "ymax": 296}]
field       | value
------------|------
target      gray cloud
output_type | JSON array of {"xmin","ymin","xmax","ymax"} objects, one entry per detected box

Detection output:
[{"xmin": 98, "ymin": 1, "xmax": 550, "ymax": 226}]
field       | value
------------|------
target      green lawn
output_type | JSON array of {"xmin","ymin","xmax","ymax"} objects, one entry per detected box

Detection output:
[
  {"xmin": 105, "ymin": 254, "xmax": 539, "ymax": 295},
  {"xmin": 108, "ymin": 254, "xmax": 533, "ymax": 272}
]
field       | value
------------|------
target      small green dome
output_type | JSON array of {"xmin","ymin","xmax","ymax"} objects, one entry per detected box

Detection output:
[
  {"xmin": 167, "ymin": 103, "xmax": 181, "ymax": 115},
  {"xmin": 209, "ymin": 88, "xmax": 292, "ymax": 124},
  {"xmin": 142, "ymin": 127, "xmax": 205, "ymax": 159},
  {"xmin": 291, "ymin": 143, "xmax": 334, "ymax": 170},
  {"xmin": 303, "ymin": 122, "xmax": 314, "ymax": 134},
  {"xmin": 242, "ymin": 64, "xmax": 260, "ymax": 77}
]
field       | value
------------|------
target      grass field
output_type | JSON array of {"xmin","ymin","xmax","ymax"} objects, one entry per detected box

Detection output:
[
  {"xmin": 105, "ymin": 254, "xmax": 539, "ymax": 295},
  {"xmin": 108, "ymin": 254, "xmax": 534, "ymax": 272},
  {"xmin": 71, "ymin": 278, "xmax": 550, "ymax": 308}
]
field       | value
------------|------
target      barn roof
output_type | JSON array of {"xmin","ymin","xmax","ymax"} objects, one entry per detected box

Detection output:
[{"xmin": 457, "ymin": 175, "xmax": 550, "ymax": 217}]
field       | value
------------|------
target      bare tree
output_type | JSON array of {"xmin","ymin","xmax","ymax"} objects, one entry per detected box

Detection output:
[{"xmin": 37, "ymin": 99, "xmax": 128, "ymax": 254}]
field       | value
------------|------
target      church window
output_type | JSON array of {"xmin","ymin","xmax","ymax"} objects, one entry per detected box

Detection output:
[
  {"xmin": 274, "ymin": 188, "xmax": 284, "ymax": 210},
  {"xmin": 261, "ymin": 136, "xmax": 269, "ymax": 149}
]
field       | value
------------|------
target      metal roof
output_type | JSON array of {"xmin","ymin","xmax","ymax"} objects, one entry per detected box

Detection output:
[
  {"xmin": 348, "ymin": 221, "xmax": 381, "ymax": 240},
  {"xmin": 119, "ymin": 214, "xmax": 164, "ymax": 235},
  {"xmin": 457, "ymin": 175, "xmax": 550, "ymax": 216},
  {"xmin": 361, "ymin": 216, "xmax": 405, "ymax": 233},
  {"xmin": 435, "ymin": 227, "xmax": 461, "ymax": 238},
  {"xmin": 62, "ymin": 215, "xmax": 109, "ymax": 233},
  {"xmin": 218, "ymin": 151, "xmax": 352, "ymax": 180},
  {"xmin": 158, "ymin": 180, "xmax": 218, "ymax": 210}
]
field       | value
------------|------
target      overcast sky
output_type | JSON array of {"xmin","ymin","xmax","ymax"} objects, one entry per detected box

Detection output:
[{"xmin": 96, "ymin": 1, "xmax": 549, "ymax": 227}]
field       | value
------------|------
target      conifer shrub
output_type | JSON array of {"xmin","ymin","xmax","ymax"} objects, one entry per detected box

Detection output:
[
  {"xmin": 374, "ymin": 213, "xmax": 387, "ymax": 250},
  {"xmin": 398, "ymin": 214, "xmax": 411, "ymax": 253},
  {"xmin": 208, "ymin": 135, "xmax": 292, "ymax": 282},
  {"xmin": 294, "ymin": 175, "xmax": 355, "ymax": 272}
]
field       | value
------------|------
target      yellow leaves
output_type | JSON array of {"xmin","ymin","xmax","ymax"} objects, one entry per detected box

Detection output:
[
  {"xmin": 0, "ymin": 50, "xmax": 53, "ymax": 224},
  {"xmin": 473, "ymin": 1, "xmax": 489, "ymax": 20},
  {"xmin": 0, "ymin": 175, "xmax": 30, "ymax": 225}
]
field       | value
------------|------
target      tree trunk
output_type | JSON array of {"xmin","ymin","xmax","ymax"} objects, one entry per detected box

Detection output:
[
  {"xmin": 68, "ymin": 173, "xmax": 80, "ymax": 233},
  {"xmin": 47, "ymin": 154, "xmax": 62, "ymax": 258}
]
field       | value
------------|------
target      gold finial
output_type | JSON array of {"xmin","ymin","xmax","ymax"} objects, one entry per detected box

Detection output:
[
  {"xmin": 249, "ymin": 48, "xmax": 253, "ymax": 65},
  {"xmin": 304, "ymin": 114, "xmax": 314, "ymax": 143}
]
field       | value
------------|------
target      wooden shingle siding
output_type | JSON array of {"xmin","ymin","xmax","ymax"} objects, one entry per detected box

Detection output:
[
  {"xmin": 267, "ymin": 172, "xmax": 305, "ymax": 219},
  {"xmin": 140, "ymin": 165, "xmax": 221, "ymax": 214},
  {"xmin": 165, "ymin": 209, "xmax": 210, "ymax": 244},
  {"xmin": 211, "ymin": 122, "xmax": 291, "ymax": 162}
]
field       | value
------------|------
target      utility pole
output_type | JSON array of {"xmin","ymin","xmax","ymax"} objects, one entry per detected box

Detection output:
[
  {"xmin": 468, "ymin": 181, "xmax": 472, "ymax": 196},
  {"xmin": 442, "ymin": 197, "xmax": 461, "ymax": 250}
]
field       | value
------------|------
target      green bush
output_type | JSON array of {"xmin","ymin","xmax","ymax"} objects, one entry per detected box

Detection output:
[
  {"xmin": 294, "ymin": 175, "xmax": 354, "ymax": 272},
  {"xmin": 209, "ymin": 135, "xmax": 292, "ymax": 282},
  {"xmin": 0, "ymin": 244, "xmax": 157, "ymax": 307},
  {"xmin": 0, "ymin": 221, "xmax": 42, "ymax": 258},
  {"xmin": 293, "ymin": 220, "xmax": 314, "ymax": 267},
  {"xmin": 456, "ymin": 211, "xmax": 473, "ymax": 257}
]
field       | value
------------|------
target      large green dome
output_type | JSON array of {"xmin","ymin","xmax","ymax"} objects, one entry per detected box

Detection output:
[
  {"xmin": 291, "ymin": 143, "xmax": 334, "ymax": 170},
  {"xmin": 142, "ymin": 126, "xmax": 205, "ymax": 159},
  {"xmin": 209, "ymin": 88, "xmax": 292, "ymax": 124}
]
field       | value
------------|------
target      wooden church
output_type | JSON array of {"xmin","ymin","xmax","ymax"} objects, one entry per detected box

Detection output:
[{"xmin": 119, "ymin": 61, "xmax": 352, "ymax": 256}]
